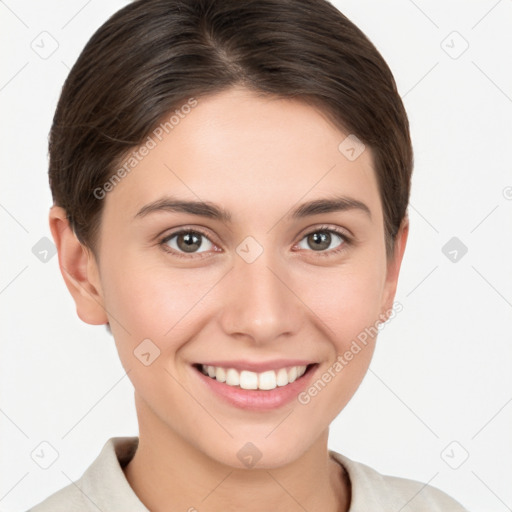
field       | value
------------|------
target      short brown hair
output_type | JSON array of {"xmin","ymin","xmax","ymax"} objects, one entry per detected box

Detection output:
[{"xmin": 49, "ymin": 0, "xmax": 413, "ymax": 259}]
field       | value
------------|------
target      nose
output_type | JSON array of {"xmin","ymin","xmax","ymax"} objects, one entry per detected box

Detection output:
[{"xmin": 218, "ymin": 247, "xmax": 305, "ymax": 345}]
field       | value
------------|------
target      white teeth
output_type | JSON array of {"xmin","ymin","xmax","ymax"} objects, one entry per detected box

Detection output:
[
  {"xmin": 276, "ymin": 368, "xmax": 288, "ymax": 387},
  {"xmin": 215, "ymin": 367, "xmax": 226, "ymax": 382},
  {"xmin": 226, "ymin": 368, "xmax": 240, "ymax": 386},
  {"xmin": 200, "ymin": 364, "xmax": 309, "ymax": 390},
  {"xmin": 240, "ymin": 371, "xmax": 258, "ymax": 390},
  {"xmin": 258, "ymin": 370, "xmax": 277, "ymax": 390}
]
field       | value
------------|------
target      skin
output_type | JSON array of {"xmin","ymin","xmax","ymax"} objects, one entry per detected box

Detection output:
[{"xmin": 50, "ymin": 85, "xmax": 408, "ymax": 512}]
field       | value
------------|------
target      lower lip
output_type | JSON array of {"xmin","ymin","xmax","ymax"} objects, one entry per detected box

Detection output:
[{"xmin": 193, "ymin": 364, "xmax": 319, "ymax": 411}]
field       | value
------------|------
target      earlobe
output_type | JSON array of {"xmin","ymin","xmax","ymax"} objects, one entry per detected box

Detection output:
[{"xmin": 49, "ymin": 206, "xmax": 108, "ymax": 325}]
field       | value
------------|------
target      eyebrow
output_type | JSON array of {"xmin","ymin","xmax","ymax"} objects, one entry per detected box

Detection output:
[{"xmin": 134, "ymin": 194, "xmax": 372, "ymax": 222}]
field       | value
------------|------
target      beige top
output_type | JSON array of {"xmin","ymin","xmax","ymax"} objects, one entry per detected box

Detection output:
[{"xmin": 27, "ymin": 436, "xmax": 469, "ymax": 511}]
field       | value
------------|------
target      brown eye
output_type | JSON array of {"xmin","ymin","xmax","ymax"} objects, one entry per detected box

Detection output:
[
  {"xmin": 307, "ymin": 232, "xmax": 331, "ymax": 251},
  {"xmin": 297, "ymin": 229, "xmax": 347, "ymax": 253},
  {"xmin": 177, "ymin": 232, "xmax": 202, "ymax": 252},
  {"xmin": 162, "ymin": 230, "xmax": 214, "ymax": 255}
]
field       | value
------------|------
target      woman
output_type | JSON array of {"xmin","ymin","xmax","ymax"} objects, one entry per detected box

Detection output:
[{"xmin": 30, "ymin": 0, "xmax": 468, "ymax": 510}]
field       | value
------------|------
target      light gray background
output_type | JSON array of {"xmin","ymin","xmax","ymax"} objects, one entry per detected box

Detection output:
[{"xmin": 1, "ymin": 1, "xmax": 511, "ymax": 511}]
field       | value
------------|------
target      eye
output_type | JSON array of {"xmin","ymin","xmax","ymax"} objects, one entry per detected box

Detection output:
[
  {"xmin": 160, "ymin": 229, "xmax": 216, "ymax": 257},
  {"xmin": 159, "ymin": 225, "xmax": 351, "ymax": 259},
  {"xmin": 296, "ymin": 226, "xmax": 350, "ymax": 255}
]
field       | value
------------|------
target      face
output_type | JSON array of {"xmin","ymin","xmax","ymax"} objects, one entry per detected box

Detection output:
[{"xmin": 84, "ymin": 86, "xmax": 406, "ymax": 468}]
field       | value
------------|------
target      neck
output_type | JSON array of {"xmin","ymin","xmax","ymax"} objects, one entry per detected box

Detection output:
[{"xmin": 123, "ymin": 398, "xmax": 350, "ymax": 512}]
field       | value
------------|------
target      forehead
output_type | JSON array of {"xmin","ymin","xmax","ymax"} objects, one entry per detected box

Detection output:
[{"xmin": 104, "ymin": 86, "xmax": 382, "ymax": 226}]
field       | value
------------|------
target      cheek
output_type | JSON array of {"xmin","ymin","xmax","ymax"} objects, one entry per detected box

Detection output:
[
  {"xmin": 305, "ymin": 259, "xmax": 385, "ymax": 346},
  {"xmin": 104, "ymin": 243, "xmax": 386, "ymax": 361},
  {"xmin": 103, "ymin": 262, "xmax": 210, "ymax": 410},
  {"xmin": 102, "ymin": 256, "xmax": 219, "ymax": 360},
  {"xmin": 292, "ymin": 266, "xmax": 384, "ymax": 422}
]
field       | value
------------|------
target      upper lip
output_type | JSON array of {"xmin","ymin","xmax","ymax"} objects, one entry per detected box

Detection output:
[{"xmin": 194, "ymin": 359, "xmax": 316, "ymax": 373}]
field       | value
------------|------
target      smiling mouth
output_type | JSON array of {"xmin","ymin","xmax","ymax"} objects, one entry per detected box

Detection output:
[{"xmin": 193, "ymin": 363, "xmax": 317, "ymax": 391}]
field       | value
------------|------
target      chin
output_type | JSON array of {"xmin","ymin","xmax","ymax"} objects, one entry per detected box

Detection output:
[{"xmin": 199, "ymin": 430, "xmax": 315, "ymax": 471}]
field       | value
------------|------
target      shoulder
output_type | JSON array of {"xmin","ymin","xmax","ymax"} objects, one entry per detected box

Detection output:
[
  {"xmin": 27, "ymin": 482, "xmax": 85, "ymax": 512},
  {"xmin": 26, "ymin": 437, "xmax": 144, "ymax": 512},
  {"xmin": 329, "ymin": 450, "xmax": 470, "ymax": 512}
]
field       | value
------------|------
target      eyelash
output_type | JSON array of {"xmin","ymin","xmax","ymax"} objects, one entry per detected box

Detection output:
[{"xmin": 159, "ymin": 224, "xmax": 352, "ymax": 260}]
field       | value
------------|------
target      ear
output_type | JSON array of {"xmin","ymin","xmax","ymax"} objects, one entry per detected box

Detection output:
[
  {"xmin": 49, "ymin": 205, "xmax": 108, "ymax": 325},
  {"xmin": 379, "ymin": 214, "xmax": 409, "ymax": 321}
]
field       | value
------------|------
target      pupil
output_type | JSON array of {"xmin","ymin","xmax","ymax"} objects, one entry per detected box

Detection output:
[
  {"xmin": 180, "ymin": 232, "xmax": 201, "ymax": 252},
  {"xmin": 309, "ymin": 232, "xmax": 330, "ymax": 251}
]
